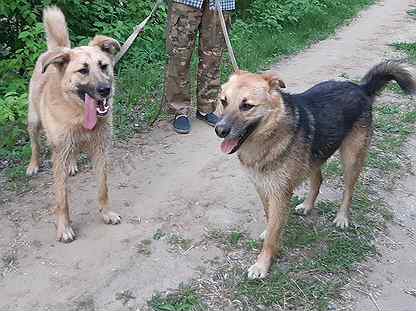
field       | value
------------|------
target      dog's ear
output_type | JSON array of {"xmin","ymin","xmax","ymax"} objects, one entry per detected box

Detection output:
[
  {"xmin": 41, "ymin": 49, "xmax": 70, "ymax": 73},
  {"xmin": 89, "ymin": 35, "xmax": 121, "ymax": 57},
  {"xmin": 262, "ymin": 72, "xmax": 286, "ymax": 90}
]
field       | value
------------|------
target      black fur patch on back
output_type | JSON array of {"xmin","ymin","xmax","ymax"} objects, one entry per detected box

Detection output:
[{"xmin": 283, "ymin": 80, "xmax": 372, "ymax": 161}]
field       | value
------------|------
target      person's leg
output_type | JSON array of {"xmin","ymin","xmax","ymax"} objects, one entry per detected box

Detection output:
[
  {"xmin": 197, "ymin": 1, "xmax": 230, "ymax": 124},
  {"xmin": 165, "ymin": 2, "xmax": 202, "ymax": 119}
]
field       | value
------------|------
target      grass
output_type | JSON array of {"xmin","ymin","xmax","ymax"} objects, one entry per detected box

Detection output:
[
  {"xmin": 368, "ymin": 104, "xmax": 416, "ymax": 171},
  {"xmin": 229, "ymin": 185, "xmax": 386, "ymax": 310},
  {"xmin": 115, "ymin": 290, "xmax": 136, "ymax": 306},
  {"xmin": 149, "ymin": 287, "xmax": 206, "ymax": 311},
  {"xmin": 0, "ymin": 143, "xmax": 33, "ymax": 192},
  {"xmin": 112, "ymin": 58, "xmax": 167, "ymax": 140},
  {"xmin": 391, "ymin": 42, "xmax": 416, "ymax": 61},
  {"xmin": 322, "ymin": 158, "xmax": 343, "ymax": 180},
  {"xmin": 149, "ymin": 185, "xmax": 387, "ymax": 310},
  {"xmin": 135, "ymin": 239, "xmax": 153, "ymax": 256},
  {"xmin": 167, "ymin": 234, "xmax": 193, "ymax": 253},
  {"xmin": 205, "ymin": 229, "xmax": 260, "ymax": 252},
  {"xmin": 152, "ymin": 229, "xmax": 193, "ymax": 253},
  {"xmin": 407, "ymin": 8, "xmax": 416, "ymax": 18},
  {"xmin": 146, "ymin": 39, "xmax": 416, "ymax": 311}
]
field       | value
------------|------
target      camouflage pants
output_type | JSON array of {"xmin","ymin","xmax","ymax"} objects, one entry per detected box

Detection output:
[{"xmin": 165, "ymin": 1, "xmax": 230, "ymax": 115}]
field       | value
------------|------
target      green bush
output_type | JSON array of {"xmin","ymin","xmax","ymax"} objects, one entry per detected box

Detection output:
[{"xmin": 0, "ymin": 92, "xmax": 28, "ymax": 148}]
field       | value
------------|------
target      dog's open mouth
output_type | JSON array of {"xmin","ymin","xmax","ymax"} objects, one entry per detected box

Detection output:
[
  {"xmin": 84, "ymin": 94, "xmax": 110, "ymax": 130},
  {"xmin": 220, "ymin": 121, "xmax": 259, "ymax": 154},
  {"xmin": 221, "ymin": 138, "xmax": 240, "ymax": 154},
  {"xmin": 95, "ymin": 99, "xmax": 110, "ymax": 117}
]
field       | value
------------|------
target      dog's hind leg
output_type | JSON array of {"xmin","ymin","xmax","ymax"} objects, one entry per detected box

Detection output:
[
  {"xmin": 295, "ymin": 166, "xmax": 322, "ymax": 215},
  {"xmin": 248, "ymin": 192, "xmax": 291, "ymax": 279},
  {"xmin": 26, "ymin": 114, "xmax": 42, "ymax": 176},
  {"xmin": 91, "ymin": 149, "xmax": 121, "ymax": 225},
  {"xmin": 52, "ymin": 149, "xmax": 76, "ymax": 242},
  {"xmin": 336, "ymin": 123, "xmax": 370, "ymax": 228}
]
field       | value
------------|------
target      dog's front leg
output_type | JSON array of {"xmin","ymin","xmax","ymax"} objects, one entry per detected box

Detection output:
[
  {"xmin": 52, "ymin": 150, "xmax": 76, "ymax": 243},
  {"xmin": 256, "ymin": 186, "xmax": 269, "ymax": 240},
  {"xmin": 248, "ymin": 193, "xmax": 290, "ymax": 279},
  {"xmin": 92, "ymin": 151, "xmax": 121, "ymax": 225}
]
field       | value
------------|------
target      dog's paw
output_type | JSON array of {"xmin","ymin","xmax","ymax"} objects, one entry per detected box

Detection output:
[
  {"xmin": 68, "ymin": 161, "xmax": 78, "ymax": 176},
  {"xmin": 247, "ymin": 262, "xmax": 269, "ymax": 279},
  {"xmin": 26, "ymin": 163, "xmax": 39, "ymax": 176},
  {"xmin": 259, "ymin": 230, "xmax": 267, "ymax": 240},
  {"xmin": 56, "ymin": 225, "xmax": 76, "ymax": 243},
  {"xmin": 101, "ymin": 211, "xmax": 121, "ymax": 225},
  {"xmin": 295, "ymin": 203, "xmax": 312, "ymax": 215},
  {"xmin": 333, "ymin": 212, "xmax": 349, "ymax": 228}
]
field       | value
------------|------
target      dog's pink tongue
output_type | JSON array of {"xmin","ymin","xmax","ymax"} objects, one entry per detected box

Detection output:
[
  {"xmin": 84, "ymin": 94, "xmax": 97, "ymax": 130},
  {"xmin": 221, "ymin": 139, "xmax": 239, "ymax": 154}
]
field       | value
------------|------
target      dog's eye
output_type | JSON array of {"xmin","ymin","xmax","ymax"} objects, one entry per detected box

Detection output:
[
  {"xmin": 240, "ymin": 99, "xmax": 254, "ymax": 112},
  {"xmin": 100, "ymin": 63, "xmax": 108, "ymax": 71},
  {"xmin": 78, "ymin": 68, "xmax": 89, "ymax": 75}
]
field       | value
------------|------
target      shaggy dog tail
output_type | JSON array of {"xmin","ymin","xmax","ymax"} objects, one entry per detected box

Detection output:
[
  {"xmin": 43, "ymin": 6, "xmax": 70, "ymax": 50},
  {"xmin": 360, "ymin": 61, "xmax": 416, "ymax": 96}
]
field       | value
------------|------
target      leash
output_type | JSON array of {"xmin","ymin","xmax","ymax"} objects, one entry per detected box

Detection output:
[
  {"xmin": 214, "ymin": 0, "xmax": 239, "ymax": 72},
  {"xmin": 115, "ymin": 0, "xmax": 164, "ymax": 64}
]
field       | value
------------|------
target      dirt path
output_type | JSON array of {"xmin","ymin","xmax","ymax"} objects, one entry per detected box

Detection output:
[
  {"xmin": 352, "ymin": 136, "xmax": 416, "ymax": 310},
  {"xmin": 1, "ymin": 0, "xmax": 416, "ymax": 310}
]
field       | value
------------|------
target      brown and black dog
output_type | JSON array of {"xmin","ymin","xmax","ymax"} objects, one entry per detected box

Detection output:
[
  {"xmin": 27, "ymin": 7, "xmax": 121, "ymax": 242},
  {"xmin": 215, "ymin": 62, "xmax": 415, "ymax": 278}
]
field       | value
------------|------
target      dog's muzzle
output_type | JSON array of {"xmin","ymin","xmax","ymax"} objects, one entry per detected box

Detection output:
[{"xmin": 215, "ymin": 121, "xmax": 231, "ymax": 138}]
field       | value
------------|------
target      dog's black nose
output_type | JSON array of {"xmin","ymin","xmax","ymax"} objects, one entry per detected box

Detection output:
[
  {"xmin": 97, "ymin": 84, "xmax": 111, "ymax": 97},
  {"xmin": 215, "ymin": 124, "xmax": 231, "ymax": 138}
]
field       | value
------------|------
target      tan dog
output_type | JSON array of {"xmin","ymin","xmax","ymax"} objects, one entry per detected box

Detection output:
[
  {"xmin": 27, "ymin": 7, "xmax": 121, "ymax": 242},
  {"xmin": 215, "ymin": 63, "xmax": 415, "ymax": 278}
]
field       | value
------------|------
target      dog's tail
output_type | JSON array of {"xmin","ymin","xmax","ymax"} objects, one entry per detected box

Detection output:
[
  {"xmin": 43, "ymin": 6, "xmax": 70, "ymax": 50},
  {"xmin": 360, "ymin": 61, "xmax": 416, "ymax": 97}
]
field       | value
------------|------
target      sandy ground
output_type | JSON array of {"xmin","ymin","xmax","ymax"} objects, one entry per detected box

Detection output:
[
  {"xmin": 351, "ymin": 136, "xmax": 416, "ymax": 311},
  {"xmin": 1, "ymin": 0, "xmax": 416, "ymax": 310}
]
